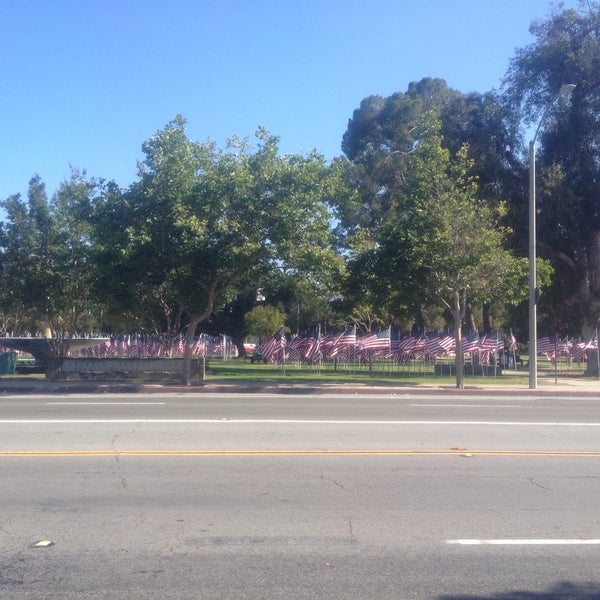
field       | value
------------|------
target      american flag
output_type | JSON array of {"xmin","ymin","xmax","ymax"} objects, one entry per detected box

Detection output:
[
  {"xmin": 193, "ymin": 338, "xmax": 206, "ymax": 356},
  {"xmin": 286, "ymin": 335, "xmax": 308, "ymax": 362},
  {"xmin": 387, "ymin": 336, "xmax": 427, "ymax": 362},
  {"xmin": 571, "ymin": 337, "xmax": 593, "ymax": 361},
  {"xmin": 479, "ymin": 333, "xmax": 503, "ymax": 353},
  {"xmin": 304, "ymin": 331, "xmax": 322, "ymax": 363},
  {"xmin": 425, "ymin": 333, "xmax": 455, "ymax": 357},
  {"xmin": 319, "ymin": 333, "xmax": 337, "ymax": 359},
  {"xmin": 508, "ymin": 330, "xmax": 517, "ymax": 352},
  {"xmin": 538, "ymin": 336, "xmax": 572, "ymax": 363},
  {"xmin": 335, "ymin": 325, "xmax": 357, "ymax": 346},
  {"xmin": 256, "ymin": 328, "xmax": 287, "ymax": 363},
  {"xmin": 358, "ymin": 328, "xmax": 391, "ymax": 351},
  {"xmin": 536, "ymin": 336, "xmax": 557, "ymax": 354},
  {"xmin": 461, "ymin": 331, "xmax": 480, "ymax": 354}
]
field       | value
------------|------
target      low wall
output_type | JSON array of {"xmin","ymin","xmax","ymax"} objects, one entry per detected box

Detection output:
[
  {"xmin": 434, "ymin": 363, "xmax": 502, "ymax": 376},
  {"xmin": 51, "ymin": 357, "xmax": 204, "ymax": 381}
]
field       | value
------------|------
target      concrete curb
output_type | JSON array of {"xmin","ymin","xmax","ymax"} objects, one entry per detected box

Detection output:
[{"xmin": 1, "ymin": 380, "xmax": 599, "ymax": 396}]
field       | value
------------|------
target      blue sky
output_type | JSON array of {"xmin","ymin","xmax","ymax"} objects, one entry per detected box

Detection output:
[{"xmin": 0, "ymin": 0, "xmax": 580, "ymax": 201}]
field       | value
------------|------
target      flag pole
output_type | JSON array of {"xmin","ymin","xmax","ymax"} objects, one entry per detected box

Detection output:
[
  {"xmin": 596, "ymin": 327, "xmax": 600, "ymax": 381},
  {"xmin": 511, "ymin": 330, "xmax": 517, "ymax": 374},
  {"xmin": 495, "ymin": 331, "xmax": 499, "ymax": 377},
  {"xmin": 554, "ymin": 334, "xmax": 558, "ymax": 384}
]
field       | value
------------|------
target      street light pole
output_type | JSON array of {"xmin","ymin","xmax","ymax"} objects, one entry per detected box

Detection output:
[
  {"xmin": 528, "ymin": 136, "xmax": 538, "ymax": 390},
  {"xmin": 528, "ymin": 83, "xmax": 575, "ymax": 389}
]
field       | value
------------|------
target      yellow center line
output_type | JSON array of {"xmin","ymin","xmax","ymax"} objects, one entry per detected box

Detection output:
[{"xmin": 1, "ymin": 449, "xmax": 600, "ymax": 457}]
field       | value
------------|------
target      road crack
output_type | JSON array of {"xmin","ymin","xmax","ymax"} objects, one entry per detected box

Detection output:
[
  {"xmin": 321, "ymin": 475, "xmax": 345, "ymax": 490},
  {"xmin": 111, "ymin": 424, "xmax": 140, "ymax": 488},
  {"xmin": 0, "ymin": 515, "xmax": 14, "ymax": 535},
  {"xmin": 528, "ymin": 477, "xmax": 550, "ymax": 491}
]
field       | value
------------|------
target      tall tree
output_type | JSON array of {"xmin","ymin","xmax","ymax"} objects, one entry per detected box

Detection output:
[
  {"xmin": 93, "ymin": 117, "xmax": 344, "ymax": 384},
  {"xmin": 338, "ymin": 78, "xmax": 460, "ymax": 251},
  {"xmin": 0, "ymin": 171, "xmax": 97, "ymax": 353},
  {"xmin": 504, "ymin": 1, "xmax": 600, "ymax": 338},
  {"xmin": 338, "ymin": 78, "xmax": 521, "ymax": 251},
  {"xmin": 337, "ymin": 78, "xmax": 524, "ymax": 334},
  {"xmin": 363, "ymin": 116, "xmax": 528, "ymax": 388},
  {"xmin": 92, "ymin": 117, "xmax": 202, "ymax": 349}
]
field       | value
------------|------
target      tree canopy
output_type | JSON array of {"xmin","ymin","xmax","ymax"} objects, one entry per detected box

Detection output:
[
  {"xmin": 504, "ymin": 0, "xmax": 600, "ymax": 336},
  {"xmin": 91, "ymin": 117, "xmax": 345, "ymax": 383},
  {"xmin": 346, "ymin": 115, "xmax": 527, "ymax": 387},
  {"xmin": 0, "ymin": 171, "xmax": 97, "ymax": 355}
]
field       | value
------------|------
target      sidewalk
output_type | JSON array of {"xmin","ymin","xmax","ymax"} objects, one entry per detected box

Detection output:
[{"xmin": 1, "ymin": 375, "xmax": 599, "ymax": 396}]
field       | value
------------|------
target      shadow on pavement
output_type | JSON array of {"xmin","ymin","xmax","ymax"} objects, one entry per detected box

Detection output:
[{"xmin": 440, "ymin": 581, "xmax": 600, "ymax": 599}]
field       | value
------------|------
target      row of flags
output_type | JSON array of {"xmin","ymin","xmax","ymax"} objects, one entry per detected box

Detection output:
[
  {"xmin": 256, "ymin": 327, "xmax": 510, "ymax": 365},
  {"xmin": 537, "ymin": 335, "xmax": 598, "ymax": 364},
  {"xmin": 0, "ymin": 330, "xmax": 597, "ymax": 366},
  {"xmin": 79, "ymin": 334, "xmax": 235, "ymax": 358},
  {"xmin": 256, "ymin": 328, "xmax": 600, "ymax": 366}
]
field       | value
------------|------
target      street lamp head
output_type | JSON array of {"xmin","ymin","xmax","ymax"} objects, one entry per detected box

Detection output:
[{"xmin": 559, "ymin": 83, "xmax": 576, "ymax": 96}]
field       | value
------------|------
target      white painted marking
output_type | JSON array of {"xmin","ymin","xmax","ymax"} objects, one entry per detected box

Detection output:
[
  {"xmin": 45, "ymin": 402, "xmax": 165, "ymax": 406},
  {"xmin": 448, "ymin": 539, "xmax": 600, "ymax": 545},
  {"xmin": 0, "ymin": 419, "xmax": 599, "ymax": 426},
  {"xmin": 412, "ymin": 404, "xmax": 521, "ymax": 408},
  {"xmin": 32, "ymin": 540, "xmax": 55, "ymax": 548}
]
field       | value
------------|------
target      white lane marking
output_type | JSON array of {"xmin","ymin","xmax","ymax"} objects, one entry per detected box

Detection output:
[
  {"xmin": 0, "ymin": 419, "xmax": 600, "ymax": 425},
  {"xmin": 411, "ymin": 404, "xmax": 521, "ymax": 408},
  {"xmin": 45, "ymin": 402, "xmax": 165, "ymax": 406},
  {"xmin": 448, "ymin": 539, "xmax": 600, "ymax": 545}
]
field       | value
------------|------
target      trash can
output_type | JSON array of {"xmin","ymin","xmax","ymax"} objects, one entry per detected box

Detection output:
[{"xmin": 0, "ymin": 352, "xmax": 17, "ymax": 375}]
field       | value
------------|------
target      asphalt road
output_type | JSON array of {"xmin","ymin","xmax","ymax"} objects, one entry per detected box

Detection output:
[{"xmin": 2, "ymin": 392, "xmax": 600, "ymax": 599}]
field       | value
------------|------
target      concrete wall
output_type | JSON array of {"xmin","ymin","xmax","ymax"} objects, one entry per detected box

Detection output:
[
  {"xmin": 53, "ymin": 357, "xmax": 203, "ymax": 381},
  {"xmin": 434, "ymin": 363, "xmax": 502, "ymax": 376}
]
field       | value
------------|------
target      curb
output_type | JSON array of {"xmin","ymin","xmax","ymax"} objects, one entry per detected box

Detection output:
[{"xmin": 0, "ymin": 381, "xmax": 599, "ymax": 396}]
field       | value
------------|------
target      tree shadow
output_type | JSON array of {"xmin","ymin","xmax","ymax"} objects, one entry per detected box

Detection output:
[{"xmin": 439, "ymin": 581, "xmax": 600, "ymax": 599}]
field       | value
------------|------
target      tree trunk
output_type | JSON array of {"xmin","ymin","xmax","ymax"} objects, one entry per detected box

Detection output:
[
  {"xmin": 588, "ymin": 231, "xmax": 600, "ymax": 298},
  {"xmin": 464, "ymin": 304, "xmax": 477, "ymax": 334},
  {"xmin": 453, "ymin": 291, "xmax": 464, "ymax": 389},
  {"xmin": 482, "ymin": 303, "xmax": 494, "ymax": 335},
  {"xmin": 181, "ymin": 314, "xmax": 203, "ymax": 386},
  {"xmin": 232, "ymin": 336, "xmax": 246, "ymax": 358},
  {"xmin": 582, "ymin": 231, "xmax": 600, "ymax": 340},
  {"xmin": 412, "ymin": 307, "xmax": 426, "ymax": 336},
  {"xmin": 180, "ymin": 279, "xmax": 222, "ymax": 385},
  {"xmin": 585, "ymin": 350, "xmax": 599, "ymax": 377}
]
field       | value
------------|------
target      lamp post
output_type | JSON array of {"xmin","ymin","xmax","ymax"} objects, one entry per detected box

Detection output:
[{"xmin": 529, "ymin": 83, "xmax": 575, "ymax": 389}]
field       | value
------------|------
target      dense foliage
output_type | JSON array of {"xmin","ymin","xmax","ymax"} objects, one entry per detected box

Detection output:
[{"xmin": 504, "ymin": 1, "xmax": 600, "ymax": 337}]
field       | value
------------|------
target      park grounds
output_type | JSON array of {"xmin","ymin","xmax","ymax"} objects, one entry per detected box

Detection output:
[{"xmin": 0, "ymin": 358, "xmax": 599, "ymax": 395}]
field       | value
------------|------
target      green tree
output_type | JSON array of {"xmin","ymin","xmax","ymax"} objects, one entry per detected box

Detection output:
[
  {"xmin": 91, "ymin": 117, "xmax": 202, "ymax": 349},
  {"xmin": 244, "ymin": 304, "xmax": 286, "ymax": 340},
  {"xmin": 338, "ymin": 78, "xmax": 521, "ymax": 248},
  {"xmin": 338, "ymin": 79, "xmax": 459, "ymax": 252},
  {"xmin": 201, "ymin": 285, "xmax": 261, "ymax": 357},
  {"xmin": 0, "ymin": 171, "xmax": 97, "ymax": 355},
  {"xmin": 338, "ymin": 78, "xmax": 525, "ymax": 334},
  {"xmin": 93, "ymin": 117, "xmax": 344, "ymax": 384},
  {"xmin": 504, "ymin": 1, "xmax": 600, "ymax": 339},
  {"xmin": 367, "ymin": 117, "xmax": 528, "ymax": 388}
]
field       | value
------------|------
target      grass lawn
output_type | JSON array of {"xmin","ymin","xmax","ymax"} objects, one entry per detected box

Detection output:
[
  {"xmin": 0, "ymin": 355, "xmax": 588, "ymax": 387},
  {"xmin": 204, "ymin": 357, "xmax": 585, "ymax": 387}
]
